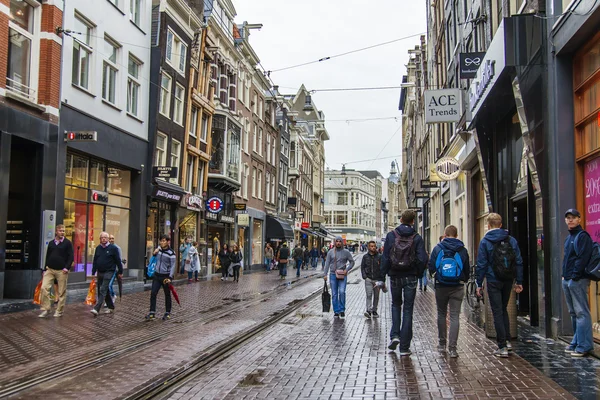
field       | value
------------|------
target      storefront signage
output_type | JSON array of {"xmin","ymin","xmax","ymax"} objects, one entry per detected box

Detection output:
[
  {"xmin": 415, "ymin": 191, "xmax": 430, "ymax": 199},
  {"xmin": 408, "ymin": 207, "xmax": 422, "ymax": 212},
  {"xmin": 234, "ymin": 203, "xmax": 247, "ymax": 211},
  {"xmin": 183, "ymin": 194, "xmax": 203, "ymax": 211},
  {"xmin": 153, "ymin": 166, "xmax": 178, "ymax": 179},
  {"xmin": 206, "ymin": 196, "xmax": 224, "ymax": 213},
  {"xmin": 585, "ymin": 156, "xmax": 600, "ymax": 244},
  {"xmin": 425, "ymin": 89, "xmax": 462, "ymax": 124},
  {"xmin": 237, "ymin": 214, "xmax": 249, "ymax": 226},
  {"xmin": 220, "ymin": 215, "xmax": 235, "ymax": 224},
  {"xmin": 429, "ymin": 163, "xmax": 442, "ymax": 182},
  {"xmin": 90, "ymin": 190, "xmax": 109, "ymax": 204},
  {"xmin": 459, "ymin": 52, "xmax": 486, "ymax": 79},
  {"xmin": 301, "ymin": 222, "xmax": 310, "ymax": 229},
  {"xmin": 296, "ymin": 211, "xmax": 305, "ymax": 219},
  {"xmin": 205, "ymin": 212, "xmax": 218, "ymax": 221},
  {"xmin": 435, "ymin": 157, "xmax": 461, "ymax": 180},
  {"xmin": 420, "ymin": 179, "xmax": 438, "ymax": 188},
  {"xmin": 469, "ymin": 60, "xmax": 496, "ymax": 112},
  {"xmin": 64, "ymin": 131, "xmax": 97, "ymax": 142}
]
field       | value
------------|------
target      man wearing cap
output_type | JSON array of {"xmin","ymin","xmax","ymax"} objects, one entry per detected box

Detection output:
[
  {"xmin": 562, "ymin": 208, "xmax": 594, "ymax": 357},
  {"xmin": 324, "ymin": 236, "xmax": 355, "ymax": 318}
]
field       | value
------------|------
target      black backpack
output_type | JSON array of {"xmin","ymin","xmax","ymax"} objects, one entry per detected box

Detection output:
[
  {"xmin": 491, "ymin": 239, "xmax": 517, "ymax": 281},
  {"xmin": 572, "ymin": 231, "xmax": 600, "ymax": 282},
  {"xmin": 389, "ymin": 231, "xmax": 417, "ymax": 271}
]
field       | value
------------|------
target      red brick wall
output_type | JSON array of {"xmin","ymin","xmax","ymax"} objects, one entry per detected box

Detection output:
[
  {"xmin": 38, "ymin": 4, "xmax": 63, "ymax": 109},
  {"xmin": 0, "ymin": 0, "xmax": 9, "ymax": 90}
]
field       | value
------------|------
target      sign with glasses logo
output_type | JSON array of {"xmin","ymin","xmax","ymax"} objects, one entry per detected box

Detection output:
[{"xmin": 459, "ymin": 52, "xmax": 486, "ymax": 79}]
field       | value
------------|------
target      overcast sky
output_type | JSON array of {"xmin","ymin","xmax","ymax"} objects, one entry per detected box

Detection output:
[{"xmin": 233, "ymin": 0, "xmax": 427, "ymax": 177}]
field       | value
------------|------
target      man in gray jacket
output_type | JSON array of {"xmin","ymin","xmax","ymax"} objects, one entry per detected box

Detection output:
[
  {"xmin": 324, "ymin": 236, "xmax": 355, "ymax": 318},
  {"xmin": 145, "ymin": 234, "xmax": 176, "ymax": 321}
]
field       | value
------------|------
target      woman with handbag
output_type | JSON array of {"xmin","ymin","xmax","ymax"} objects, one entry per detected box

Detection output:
[
  {"xmin": 218, "ymin": 244, "xmax": 231, "ymax": 281},
  {"xmin": 229, "ymin": 243, "xmax": 243, "ymax": 283},
  {"xmin": 323, "ymin": 236, "xmax": 355, "ymax": 319}
]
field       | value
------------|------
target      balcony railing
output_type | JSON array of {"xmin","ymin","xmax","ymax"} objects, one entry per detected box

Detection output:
[{"xmin": 6, "ymin": 77, "xmax": 36, "ymax": 103}]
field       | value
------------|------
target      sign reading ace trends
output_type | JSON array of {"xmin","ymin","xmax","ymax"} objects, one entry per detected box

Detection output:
[
  {"xmin": 206, "ymin": 196, "xmax": 224, "ymax": 213},
  {"xmin": 425, "ymin": 89, "xmax": 462, "ymax": 124}
]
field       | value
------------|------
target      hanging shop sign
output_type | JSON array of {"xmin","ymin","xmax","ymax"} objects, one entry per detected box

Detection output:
[
  {"xmin": 420, "ymin": 179, "xmax": 438, "ymax": 188},
  {"xmin": 152, "ymin": 166, "xmax": 178, "ymax": 179},
  {"xmin": 182, "ymin": 194, "xmax": 204, "ymax": 211},
  {"xmin": 429, "ymin": 163, "xmax": 442, "ymax": 182},
  {"xmin": 459, "ymin": 52, "xmax": 486, "ymax": 79},
  {"xmin": 425, "ymin": 89, "xmax": 462, "ymax": 124},
  {"xmin": 220, "ymin": 215, "xmax": 235, "ymax": 224},
  {"xmin": 435, "ymin": 157, "xmax": 461, "ymax": 181},
  {"xmin": 90, "ymin": 190, "xmax": 109, "ymax": 205},
  {"xmin": 469, "ymin": 59, "xmax": 496, "ymax": 113},
  {"xmin": 234, "ymin": 203, "xmax": 247, "ymax": 211},
  {"xmin": 237, "ymin": 214, "xmax": 250, "ymax": 227},
  {"xmin": 415, "ymin": 191, "xmax": 430, "ymax": 199},
  {"xmin": 206, "ymin": 196, "xmax": 224, "ymax": 213},
  {"xmin": 295, "ymin": 211, "xmax": 305, "ymax": 219},
  {"xmin": 301, "ymin": 222, "xmax": 310, "ymax": 229}
]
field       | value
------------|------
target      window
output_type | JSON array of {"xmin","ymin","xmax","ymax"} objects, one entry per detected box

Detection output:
[
  {"xmin": 127, "ymin": 54, "xmax": 141, "ymax": 116},
  {"xmin": 258, "ymin": 128, "xmax": 263, "ymax": 156},
  {"xmin": 170, "ymin": 139, "xmax": 181, "ymax": 184},
  {"xmin": 252, "ymin": 167, "xmax": 257, "ymax": 198},
  {"xmin": 290, "ymin": 142, "xmax": 296, "ymax": 168},
  {"xmin": 102, "ymin": 37, "xmax": 119, "ymax": 104},
  {"xmin": 242, "ymin": 164, "xmax": 249, "ymax": 199},
  {"xmin": 266, "ymin": 135, "xmax": 271, "ymax": 164},
  {"xmin": 258, "ymin": 98, "xmax": 263, "ymax": 120},
  {"xmin": 173, "ymin": 83, "xmax": 185, "ymax": 125},
  {"xmin": 155, "ymin": 132, "xmax": 168, "ymax": 166},
  {"xmin": 242, "ymin": 119, "xmax": 249, "ymax": 153},
  {"xmin": 7, "ymin": 0, "xmax": 38, "ymax": 101},
  {"xmin": 72, "ymin": 14, "xmax": 93, "ymax": 90},
  {"xmin": 257, "ymin": 170, "xmax": 263, "ymax": 199},
  {"xmin": 196, "ymin": 162, "xmax": 205, "ymax": 194},
  {"xmin": 200, "ymin": 113, "xmax": 208, "ymax": 142},
  {"xmin": 130, "ymin": 0, "xmax": 141, "ymax": 26},
  {"xmin": 271, "ymin": 137, "xmax": 276, "ymax": 165},
  {"xmin": 252, "ymin": 92, "xmax": 258, "ymax": 114},
  {"xmin": 271, "ymin": 176, "xmax": 276, "ymax": 203},
  {"xmin": 265, "ymin": 172, "xmax": 271, "ymax": 203},
  {"xmin": 252, "ymin": 124, "xmax": 257, "ymax": 153},
  {"xmin": 186, "ymin": 156, "xmax": 196, "ymax": 192},
  {"xmin": 189, "ymin": 106, "xmax": 198, "ymax": 147},
  {"xmin": 159, "ymin": 72, "xmax": 171, "ymax": 117},
  {"xmin": 166, "ymin": 28, "xmax": 187, "ymax": 74}
]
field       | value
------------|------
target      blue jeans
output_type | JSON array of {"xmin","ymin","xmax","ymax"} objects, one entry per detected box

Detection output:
[
  {"xmin": 329, "ymin": 273, "xmax": 348, "ymax": 313},
  {"xmin": 321, "ymin": 258, "xmax": 326, "ymax": 269},
  {"xmin": 296, "ymin": 259, "xmax": 303, "ymax": 276},
  {"xmin": 389, "ymin": 275, "xmax": 418, "ymax": 350},
  {"xmin": 418, "ymin": 270, "xmax": 427, "ymax": 289},
  {"xmin": 279, "ymin": 262, "xmax": 288, "ymax": 277},
  {"xmin": 108, "ymin": 269, "xmax": 117, "ymax": 297},
  {"xmin": 265, "ymin": 258, "xmax": 272, "ymax": 271},
  {"xmin": 311, "ymin": 257, "xmax": 318, "ymax": 269},
  {"xmin": 562, "ymin": 278, "xmax": 594, "ymax": 353}
]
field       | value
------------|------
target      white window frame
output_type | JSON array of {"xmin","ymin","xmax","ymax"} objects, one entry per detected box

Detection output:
[
  {"xmin": 242, "ymin": 164, "xmax": 249, "ymax": 199},
  {"xmin": 196, "ymin": 162, "xmax": 205, "ymax": 195},
  {"xmin": 173, "ymin": 83, "xmax": 185, "ymax": 125},
  {"xmin": 130, "ymin": 0, "xmax": 142, "ymax": 26},
  {"xmin": 155, "ymin": 132, "xmax": 168, "ymax": 166},
  {"xmin": 159, "ymin": 72, "xmax": 172, "ymax": 118},
  {"xmin": 258, "ymin": 98, "xmax": 263, "ymax": 120},
  {"xmin": 258, "ymin": 128, "xmax": 263, "ymax": 156},
  {"xmin": 243, "ymin": 119, "xmax": 250, "ymax": 154},
  {"xmin": 7, "ymin": 0, "xmax": 41, "ymax": 102},
  {"xmin": 166, "ymin": 27, "xmax": 187, "ymax": 76},
  {"xmin": 170, "ymin": 139, "xmax": 181, "ymax": 184},
  {"xmin": 189, "ymin": 106, "xmax": 198, "ymax": 138},
  {"xmin": 265, "ymin": 172, "xmax": 270, "ymax": 203},
  {"xmin": 102, "ymin": 36, "xmax": 120, "ymax": 105},
  {"xmin": 71, "ymin": 13, "xmax": 93, "ymax": 92},
  {"xmin": 266, "ymin": 135, "xmax": 271, "ymax": 165},
  {"xmin": 126, "ymin": 53, "xmax": 142, "ymax": 116},
  {"xmin": 200, "ymin": 113, "xmax": 208, "ymax": 143},
  {"xmin": 257, "ymin": 170, "xmax": 263, "ymax": 199},
  {"xmin": 252, "ymin": 92, "xmax": 258, "ymax": 114},
  {"xmin": 252, "ymin": 167, "xmax": 257, "ymax": 198},
  {"xmin": 252, "ymin": 124, "xmax": 257, "ymax": 153},
  {"xmin": 186, "ymin": 155, "xmax": 196, "ymax": 192}
]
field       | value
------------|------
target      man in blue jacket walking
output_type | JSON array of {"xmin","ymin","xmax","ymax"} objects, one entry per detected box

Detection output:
[
  {"xmin": 475, "ymin": 213, "xmax": 523, "ymax": 358},
  {"xmin": 381, "ymin": 209, "xmax": 428, "ymax": 356},
  {"xmin": 562, "ymin": 209, "xmax": 594, "ymax": 357}
]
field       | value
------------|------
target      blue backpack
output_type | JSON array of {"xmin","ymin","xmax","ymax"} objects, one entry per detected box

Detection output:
[
  {"xmin": 435, "ymin": 245, "xmax": 464, "ymax": 284},
  {"xmin": 147, "ymin": 255, "xmax": 157, "ymax": 278},
  {"xmin": 572, "ymin": 231, "xmax": 600, "ymax": 281}
]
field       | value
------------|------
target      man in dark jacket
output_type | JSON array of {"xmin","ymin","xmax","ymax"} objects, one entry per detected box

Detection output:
[
  {"xmin": 310, "ymin": 247, "xmax": 319, "ymax": 269},
  {"xmin": 91, "ymin": 232, "xmax": 123, "ymax": 316},
  {"xmin": 146, "ymin": 234, "xmax": 177, "ymax": 320},
  {"xmin": 475, "ymin": 213, "xmax": 523, "ymax": 358},
  {"xmin": 561, "ymin": 209, "xmax": 594, "ymax": 357},
  {"xmin": 277, "ymin": 243, "xmax": 290, "ymax": 279},
  {"xmin": 292, "ymin": 244, "xmax": 304, "ymax": 276},
  {"xmin": 361, "ymin": 240, "xmax": 384, "ymax": 318},
  {"xmin": 381, "ymin": 209, "xmax": 428, "ymax": 356},
  {"xmin": 39, "ymin": 224, "xmax": 74, "ymax": 318},
  {"xmin": 428, "ymin": 225, "xmax": 470, "ymax": 358}
]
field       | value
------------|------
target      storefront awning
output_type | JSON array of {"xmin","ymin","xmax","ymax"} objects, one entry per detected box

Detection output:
[
  {"xmin": 299, "ymin": 228, "xmax": 328, "ymax": 239},
  {"xmin": 152, "ymin": 180, "xmax": 186, "ymax": 203},
  {"xmin": 266, "ymin": 216, "xmax": 294, "ymax": 240}
]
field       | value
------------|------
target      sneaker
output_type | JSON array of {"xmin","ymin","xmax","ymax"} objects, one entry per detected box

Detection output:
[
  {"xmin": 334, "ymin": 313, "xmax": 340, "ymax": 318},
  {"xmin": 364, "ymin": 311, "xmax": 372, "ymax": 318},
  {"xmin": 423, "ymin": 286, "xmax": 427, "ymax": 292},
  {"xmin": 90, "ymin": 309, "xmax": 99, "ymax": 316},
  {"xmin": 571, "ymin": 351, "xmax": 588, "ymax": 357},
  {"xmin": 388, "ymin": 338, "xmax": 400, "ymax": 350},
  {"xmin": 53, "ymin": 311, "xmax": 63, "ymax": 317},
  {"xmin": 340, "ymin": 312, "xmax": 345, "ymax": 319},
  {"xmin": 448, "ymin": 349, "xmax": 459, "ymax": 358},
  {"xmin": 437, "ymin": 344, "xmax": 446, "ymax": 353},
  {"xmin": 38, "ymin": 310, "xmax": 49, "ymax": 318},
  {"xmin": 112, "ymin": 295, "xmax": 117, "ymax": 303},
  {"xmin": 506, "ymin": 341, "xmax": 512, "ymax": 351},
  {"xmin": 565, "ymin": 345, "xmax": 576, "ymax": 353},
  {"xmin": 145, "ymin": 313, "xmax": 156, "ymax": 321},
  {"xmin": 399, "ymin": 349, "xmax": 412, "ymax": 356},
  {"xmin": 371, "ymin": 311, "xmax": 380, "ymax": 318},
  {"xmin": 418, "ymin": 287, "xmax": 423, "ymax": 292},
  {"xmin": 220, "ymin": 277, "xmax": 224, "ymax": 281},
  {"xmin": 103, "ymin": 308, "xmax": 114, "ymax": 314},
  {"xmin": 162, "ymin": 312, "xmax": 171, "ymax": 321},
  {"xmin": 493, "ymin": 348, "xmax": 509, "ymax": 358}
]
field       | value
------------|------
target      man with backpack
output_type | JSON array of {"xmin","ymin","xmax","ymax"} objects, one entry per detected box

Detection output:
[
  {"xmin": 428, "ymin": 225, "xmax": 469, "ymax": 358},
  {"xmin": 475, "ymin": 213, "xmax": 523, "ymax": 358},
  {"xmin": 380, "ymin": 209, "xmax": 428, "ymax": 356},
  {"xmin": 562, "ymin": 208, "xmax": 595, "ymax": 357}
]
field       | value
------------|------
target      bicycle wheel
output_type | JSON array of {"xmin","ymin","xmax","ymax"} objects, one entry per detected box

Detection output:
[{"xmin": 466, "ymin": 281, "xmax": 478, "ymax": 309}]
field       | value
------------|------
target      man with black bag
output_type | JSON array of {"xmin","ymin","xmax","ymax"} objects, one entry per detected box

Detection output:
[
  {"xmin": 380, "ymin": 209, "xmax": 428, "ymax": 356},
  {"xmin": 475, "ymin": 213, "xmax": 523, "ymax": 358},
  {"xmin": 324, "ymin": 236, "xmax": 355, "ymax": 319}
]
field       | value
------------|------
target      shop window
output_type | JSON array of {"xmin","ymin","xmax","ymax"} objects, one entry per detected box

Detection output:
[
  {"xmin": 252, "ymin": 219, "xmax": 263, "ymax": 265},
  {"xmin": 107, "ymin": 168, "xmax": 131, "ymax": 196},
  {"xmin": 89, "ymin": 160, "xmax": 106, "ymax": 191},
  {"xmin": 66, "ymin": 153, "xmax": 89, "ymax": 187}
]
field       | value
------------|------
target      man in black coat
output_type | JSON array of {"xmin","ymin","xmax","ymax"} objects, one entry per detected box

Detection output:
[
  {"xmin": 91, "ymin": 232, "xmax": 122, "ymax": 316},
  {"xmin": 39, "ymin": 224, "xmax": 73, "ymax": 318}
]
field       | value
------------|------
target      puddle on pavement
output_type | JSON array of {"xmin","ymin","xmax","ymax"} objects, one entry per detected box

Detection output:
[{"xmin": 239, "ymin": 369, "xmax": 265, "ymax": 386}]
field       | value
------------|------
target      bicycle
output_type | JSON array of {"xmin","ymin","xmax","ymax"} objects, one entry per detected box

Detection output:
[{"xmin": 465, "ymin": 265, "xmax": 483, "ymax": 309}]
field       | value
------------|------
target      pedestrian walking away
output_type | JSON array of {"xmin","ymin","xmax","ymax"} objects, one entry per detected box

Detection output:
[
  {"xmin": 561, "ymin": 208, "xmax": 595, "ymax": 357},
  {"xmin": 107, "ymin": 235, "xmax": 124, "ymax": 304},
  {"xmin": 179, "ymin": 237, "xmax": 193, "ymax": 275},
  {"xmin": 324, "ymin": 236, "xmax": 355, "ymax": 319},
  {"xmin": 264, "ymin": 243, "xmax": 274, "ymax": 272},
  {"xmin": 218, "ymin": 244, "xmax": 231, "ymax": 281},
  {"xmin": 229, "ymin": 244, "xmax": 243, "ymax": 283},
  {"xmin": 185, "ymin": 241, "xmax": 200, "ymax": 283},
  {"xmin": 361, "ymin": 240, "xmax": 384, "ymax": 319},
  {"xmin": 146, "ymin": 234, "xmax": 176, "ymax": 321},
  {"xmin": 39, "ymin": 224, "xmax": 74, "ymax": 318},
  {"xmin": 310, "ymin": 246, "xmax": 319, "ymax": 269},
  {"xmin": 428, "ymin": 225, "xmax": 470, "ymax": 357},
  {"xmin": 381, "ymin": 209, "xmax": 428, "ymax": 356},
  {"xmin": 303, "ymin": 247, "xmax": 310, "ymax": 270},
  {"xmin": 90, "ymin": 232, "xmax": 123, "ymax": 316},
  {"xmin": 293, "ymin": 244, "xmax": 303, "ymax": 277},
  {"xmin": 321, "ymin": 247, "xmax": 327, "ymax": 270},
  {"xmin": 277, "ymin": 243, "xmax": 290, "ymax": 279},
  {"xmin": 475, "ymin": 212, "xmax": 523, "ymax": 358}
]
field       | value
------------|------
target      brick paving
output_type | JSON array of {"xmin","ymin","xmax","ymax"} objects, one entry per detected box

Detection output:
[{"xmin": 168, "ymin": 279, "xmax": 579, "ymax": 400}]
